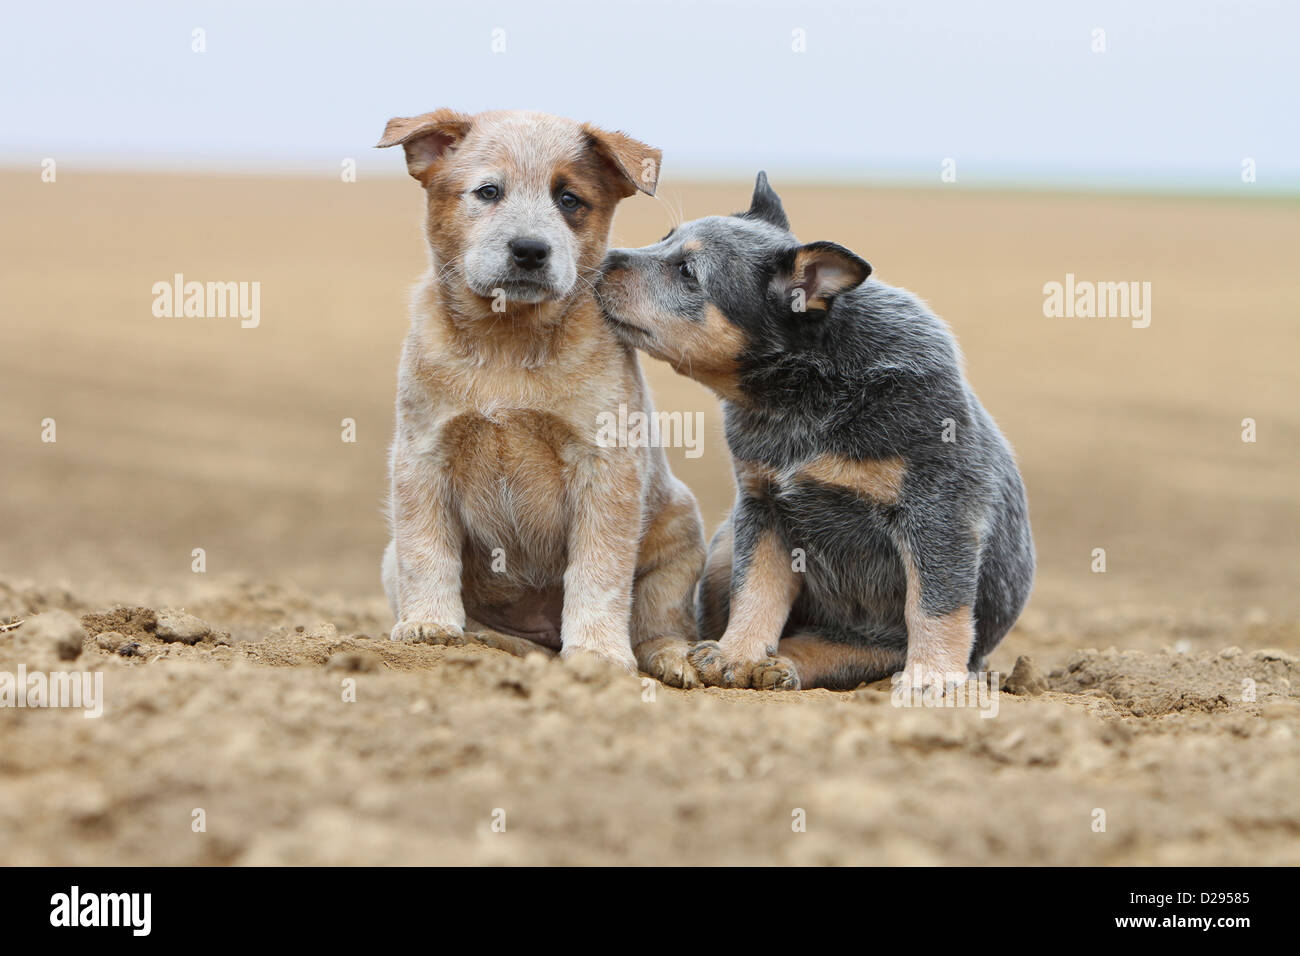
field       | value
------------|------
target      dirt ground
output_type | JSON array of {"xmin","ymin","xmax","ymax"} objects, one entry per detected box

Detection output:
[{"xmin": 1, "ymin": 171, "xmax": 1297, "ymax": 865}]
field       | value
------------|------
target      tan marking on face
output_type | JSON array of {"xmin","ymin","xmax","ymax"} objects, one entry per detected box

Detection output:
[
  {"xmin": 682, "ymin": 239, "xmax": 702, "ymax": 253},
  {"xmin": 640, "ymin": 303, "xmax": 747, "ymax": 402},
  {"xmin": 718, "ymin": 527, "xmax": 801, "ymax": 661},
  {"xmin": 899, "ymin": 543, "xmax": 974, "ymax": 677},
  {"xmin": 777, "ymin": 633, "xmax": 907, "ymax": 690},
  {"xmin": 797, "ymin": 454, "xmax": 906, "ymax": 504},
  {"xmin": 599, "ymin": 264, "xmax": 748, "ymax": 401},
  {"xmin": 551, "ymin": 151, "xmax": 622, "ymax": 272},
  {"xmin": 684, "ymin": 305, "xmax": 746, "ymax": 398}
]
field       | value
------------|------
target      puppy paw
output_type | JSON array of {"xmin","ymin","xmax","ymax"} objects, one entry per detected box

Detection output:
[
  {"xmin": 463, "ymin": 628, "xmax": 557, "ymax": 659},
  {"xmin": 390, "ymin": 620, "xmax": 466, "ymax": 645},
  {"xmin": 897, "ymin": 664, "xmax": 970, "ymax": 697},
  {"xmin": 687, "ymin": 640, "xmax": 731, "ymax": 685},
  {"xmin": 687, "ymin": 640, "xmax": 777, "ymax": 688},
  {"xmin": 561, "ymin": 645, "xmax": 638, "ymax": 676},
  {"xmin": 636, "ymin": 637, "xmax": 701, "ymax": 689},
  {"xmin": 749, "ymin": 656, "xmax": 801, "ymax": 691}
]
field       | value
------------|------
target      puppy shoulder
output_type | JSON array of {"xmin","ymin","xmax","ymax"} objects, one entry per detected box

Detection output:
[{"xmin": 841, "ymin": 280, "xmax": 961, "ymax": 374}]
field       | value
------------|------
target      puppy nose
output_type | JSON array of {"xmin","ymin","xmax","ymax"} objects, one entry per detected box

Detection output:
[
  {"xmin": 510, "ymin": 238, "xmax": 550, "ymax": 271},
  {"xmin": 602, "ymin": 250, "xmax": 629, "ymax": 271}
]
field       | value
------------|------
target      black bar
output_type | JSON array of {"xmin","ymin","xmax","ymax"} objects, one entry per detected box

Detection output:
[{"xmin": 0, "ymin": 867, "xmax": 1273, "ymax": 941}]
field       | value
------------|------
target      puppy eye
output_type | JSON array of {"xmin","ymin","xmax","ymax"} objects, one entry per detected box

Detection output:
[
  {"xmin": 558, "ymin": 191, "xmax": 581, "ymax": 211},
  {"xmin": 473, "ymin": 184, "xmax": 500, "ymax": 201},
  {"xmin": 678, "ymin": 260, "xmax": 697, "ymax": 282}
]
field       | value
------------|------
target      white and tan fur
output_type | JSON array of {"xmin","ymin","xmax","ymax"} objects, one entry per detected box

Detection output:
[{"xmin": 377, "ymin": 109, "xmax": 704, "ymax": 684}]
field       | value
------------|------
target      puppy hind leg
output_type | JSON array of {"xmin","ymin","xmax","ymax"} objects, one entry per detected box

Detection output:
[
  {"xmin": 774, "ymin": 631, "xmax": 908, "ymax": 691},
  {"xmin": 695, "ymin": 516, "xmax": 733, "ymax": 642},
  {"xmin": 631, "ymin": 486, "xmax": 707, "ymax": 688},
  {"xmin": 463, "ymin": 618, "xmax": 559, "ymax": 659}
]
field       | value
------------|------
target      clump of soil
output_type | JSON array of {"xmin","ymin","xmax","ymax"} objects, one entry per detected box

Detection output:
[{"xmin": 1050, "ymin": 646, "xmax": 1296, "ymax": 717}]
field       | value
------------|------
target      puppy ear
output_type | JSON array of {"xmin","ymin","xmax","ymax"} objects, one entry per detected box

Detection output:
[
  {"xmin": 582, "ymin": 124, "xmax": 661, "ymax": 197},
  {"xmin": 376, "ymin": 109, "xmax": 474, "ymax": 183},
  {"xmin": 742, "ymin": 171, "xmax": 789, "ymax": 230},
  {"xmin": 776, "ymin": 241, "xmax": 872, "ymax": 314}
]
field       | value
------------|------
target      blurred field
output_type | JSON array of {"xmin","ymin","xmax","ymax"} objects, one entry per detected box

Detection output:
[
  {"xmin": 2, "ymin": 171, "xmax": 1296, "ymax": 613},
  {"xmin": 1, "ymin": 171, "xmax": 1298, "ymax": 865}
]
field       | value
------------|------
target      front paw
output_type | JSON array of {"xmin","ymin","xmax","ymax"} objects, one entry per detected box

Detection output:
[
  {"xmin": 687, "ymin": 640, "xmax": 792, "ymax": 689},
  {"xmin": 749, "ymin": 656, "xmax": 801, "ymax": 691},
  {"xmin": 561, "ymin": 621, "xmax": 637, "ymax": 674},
  {"xmin": 561, "ymin": 645, "xmax": 638, "ymax": 676},
  {"xmin": 897, "ymin": 663, "xmax": 969, "ymax": 697},
  {"xmin": 390, "ymin": 620, "xmax": 466, "ymax": 645},
  {"xmin": 688, "ymin": 640, "xmax": 746, "ymax": 686},
  {"xmin": 636, "ymin": 637, "xmax": 702, "ymax": 689}
]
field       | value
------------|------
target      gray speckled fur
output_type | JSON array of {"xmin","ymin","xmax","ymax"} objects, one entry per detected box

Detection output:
[{"xmin": 598, "ymin": 174, "xmax": 1034, "ymax": 672}]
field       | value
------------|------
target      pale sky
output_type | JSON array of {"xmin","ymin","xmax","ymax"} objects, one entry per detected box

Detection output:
[{"xmin": 2, "ymin": 0, "xmax": 1296, "ymax": 189}]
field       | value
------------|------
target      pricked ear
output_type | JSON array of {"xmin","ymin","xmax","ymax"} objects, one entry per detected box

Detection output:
[
  {"xmin": 581, "ymin": 124, "xmax": 661, "ymax": 197},
  {"xmin": 376, "ymin": 108, "xmax": 474, "ymax": 183},
  {"xmin": 777, "ymin": 241, "xmax": 872, "ymax": 314},
  {"xmin": 741, "ymin": 170, "xmax": 789, "ymax": 230}
]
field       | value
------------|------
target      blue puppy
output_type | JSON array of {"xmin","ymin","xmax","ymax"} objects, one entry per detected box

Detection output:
[{"xmin": 595, "ymin": 173, "xmax": 1034, "ymax": 691}]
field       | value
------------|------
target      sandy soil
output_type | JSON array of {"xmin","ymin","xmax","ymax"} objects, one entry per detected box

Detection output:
[{"xmin": 1, "ymin": 172, "xmax": 1297, "ymax": 865}]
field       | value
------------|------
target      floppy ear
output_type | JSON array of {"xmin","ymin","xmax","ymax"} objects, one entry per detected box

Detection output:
[
  {"xmin": 742, "ymin": 170, "xmax": 789, "ymax": 230},
  {"xmin": 581, "ymin": 124, "xmax": 661, "ymax": 197},
  {"xmin": 776, "ymin": 241, "xmax": 872, "ymax": 314},
  {"xmin": 376, "ymin": 108, "xmax": 474, "ymax": 183}
]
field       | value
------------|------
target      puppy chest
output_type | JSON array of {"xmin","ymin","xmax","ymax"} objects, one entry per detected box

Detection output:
[
  {"xmin": 756, "ymin": 483, "xmax": 909, "ymax": 618},
  {"xmin": 441, "ymin": 410, "xmax": 576, "ymax": 545},
  {"xmin": 786, "ymin": 515, "xmax": 909, "ymax": 627}
]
